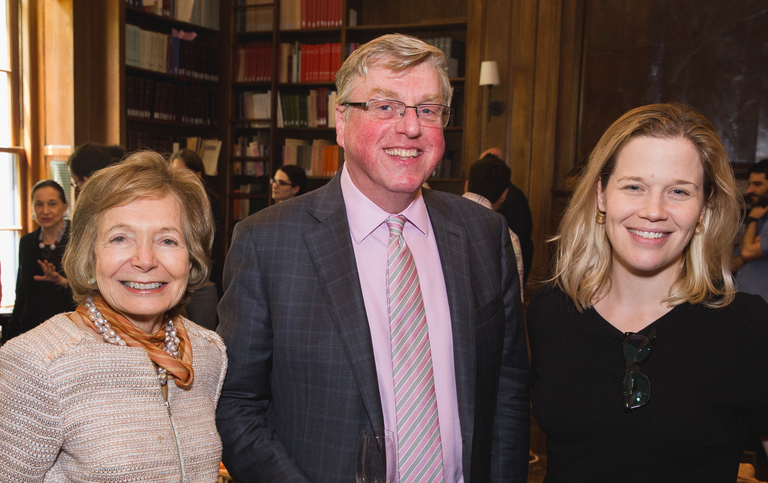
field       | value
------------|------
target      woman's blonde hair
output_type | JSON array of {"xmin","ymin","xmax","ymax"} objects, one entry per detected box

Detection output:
[
  {"xmin": 335, "ymin": 33, "xmax": 452, "ymax": 117},
  {"xmin": 552, "ymin": 103, "xmax": 742, "ymax": 310},
  {"xmin": 63, "ymin": 150, "xmax": 214, "ymax": 307}
]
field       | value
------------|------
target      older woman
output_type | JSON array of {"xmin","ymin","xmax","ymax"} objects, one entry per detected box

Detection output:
[
  {"xmin": 528, "ymin": 103, "xmax": 768, "ymax": 481},
  {"xmin": 0, "ymin": 151, "xmax": 227, "ymax": 481},
  {"xmin": 271, "ymin": 164, "xmax": 307, "ymax": 202},
  {"xmin": 6, "ymin": 180, "xmax": 76, "ymax": 342}
]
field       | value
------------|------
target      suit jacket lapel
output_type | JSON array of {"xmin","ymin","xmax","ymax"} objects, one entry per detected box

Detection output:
[
  {"xmin": 303, "ymin": 175, "xmax": 385, "ymax": 430},
  {"xmin": 424, "ymin": 190, "xmax": 476, "ymax": 469}
]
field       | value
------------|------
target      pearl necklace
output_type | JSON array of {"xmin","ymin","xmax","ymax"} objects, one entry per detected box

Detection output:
[
  {"xmin": 84, "ymin": 297, "xmax": 181, "ymax": 386},
  {"xmin": 37, "ymin": 220, "xmax": 67, "ymax": 260}
]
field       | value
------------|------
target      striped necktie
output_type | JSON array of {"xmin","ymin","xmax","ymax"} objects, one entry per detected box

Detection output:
[{"xmin": 386, "ymin": 215, "xmax": 445, "ymax": 483}]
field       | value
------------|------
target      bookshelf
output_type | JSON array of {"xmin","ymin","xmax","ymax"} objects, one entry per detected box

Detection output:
[
  {"xmin": 121, "ymin": 2, "xmax": 224, "ymax": 156},
  {"xmin": 223, "ymin": 0, "xmax": 475, "ymax": 247}
]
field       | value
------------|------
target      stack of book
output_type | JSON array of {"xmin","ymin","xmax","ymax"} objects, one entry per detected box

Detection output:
[
  {"xmin": 232, "ymin": 159, "xmax": 269, "ymax": 176},
  {"xmin": 233, "ymin": 45, "xmax": 273, "ymax": 83},
  {"xmin": 234, "ymin": 132, "xmax": 271, "ymax": 158},
  {"xmin": 283, "ymin": 138, "xmax": 343, "ymax": 176},
  {"xmin": 275, "ymin": 42, "xmax": 341, "ymax": 83},
  {"xmin": 279, "ymin": 89, "xmax": 336, "ymax": 128},
  {"xmin": 126, "ymin": 77, "xmax": 218, "ymax": 126},
  {"xmin": 278, "ymin": 0, "xmax": 343, "ymax": 30},
  {"xmin": 125, "ymin": 25, "xmax": 219, "ymax": 81},
  {"xmin": 235, "ymin": 90, "xmax": 273, "ymax": 127},
  {"xmin": 127, "ymin": 0, "xmax": 220, "ymax": 31}
]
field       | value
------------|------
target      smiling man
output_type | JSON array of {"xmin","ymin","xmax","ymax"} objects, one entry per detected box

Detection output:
[{"xmin": 216, "ymin": 34, "xmax": 529, "ymax": 483}]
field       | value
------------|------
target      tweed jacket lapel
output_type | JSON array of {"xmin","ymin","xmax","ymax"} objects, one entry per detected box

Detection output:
[
  {"xmin": 423, "ymin": 189, "xmax": 476, "ymax": 473},
  {"xmin": 303, "ymin": 174, "xmax": 385, "ymax": 430}
]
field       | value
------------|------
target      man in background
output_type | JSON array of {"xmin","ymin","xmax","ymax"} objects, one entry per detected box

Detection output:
[
  {"xmin": 217, "ymin": 34, "xmax": 529, "ymax": 483},
  {"xmin": 480, "ymin": 148, "xmax": 534, "ymax": 284},
  {"xmin": 67, "ymin": 143, "xmax": 125, "ymax": 188},
  {"xmin": 463, "ymin": 155, "xmax": 524, "ymax": 298},
  {"xmin": 733, "ymin": 158, "xmax": 768, "ymax": 302}
]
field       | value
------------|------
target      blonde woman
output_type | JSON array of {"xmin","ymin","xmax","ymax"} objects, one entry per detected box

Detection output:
[{"xmin": 528, "ymin": 103, "xmax": 768, "ymax": 482}]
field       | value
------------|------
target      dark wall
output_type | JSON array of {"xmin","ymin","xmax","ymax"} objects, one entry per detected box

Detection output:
[{"xmin": 579, "ymin": 0, "xmax": 768, "ymax": 165}]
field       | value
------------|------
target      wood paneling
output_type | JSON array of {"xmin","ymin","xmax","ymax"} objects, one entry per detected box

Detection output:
[{"xmin": 72, "ymin": 0, "xmax": 121, "ymax": 146}]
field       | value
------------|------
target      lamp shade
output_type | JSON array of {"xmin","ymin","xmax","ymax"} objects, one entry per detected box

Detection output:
[{"xmin": 479, "ymin": 61, "xmax": 500, "ymax": 86}]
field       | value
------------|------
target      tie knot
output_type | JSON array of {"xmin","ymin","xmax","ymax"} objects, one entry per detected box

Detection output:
[{"xmin": 386, "ymin": 215, "xmax": 406, "ymax": 237}]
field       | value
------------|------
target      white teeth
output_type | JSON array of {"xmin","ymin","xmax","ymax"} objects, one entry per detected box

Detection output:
[
  {"xmin": 124, "ymin": 281, "xmax": 163, "ymax": 290},
  {"xmin": 629, "ymin": 229, "xmax": 668, "ymax": 239},
  {"xmin": 385, "ymin": 148, "xmax": 419, "ymax": 158}
]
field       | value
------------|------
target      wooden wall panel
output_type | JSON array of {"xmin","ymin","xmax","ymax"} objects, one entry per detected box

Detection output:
[
  {"xmin": 72, "ymin": 0, "xmax": 121, "ymax": 146},
  {"xmin": 579, "ymin": 0, "xmax": 768, "ymax": 164}
]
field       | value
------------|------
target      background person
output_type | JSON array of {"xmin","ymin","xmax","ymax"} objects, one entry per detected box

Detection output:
[
  {"xmin": 480, "ymin": 147, "xmax": 534, "ymax": 284},
  {"xmin": 463, "ymin": 154, "xmax": 524, "ymax": 298},
  {"xmin": 271, "ymin": 164, "xmax": 307, "ymax": 202},
  {"xmin": 732, "ymin": 158, "xmax": 768, "ymax": 302},
  {"xmin": 0, "ymin": 152, "xmax": 227, "ymax": 481},
  {"xmin": 5, "ymin": 180, "xmax": 75, "ymax": 343},
  {"xmin": 216, "ymin": 34, "xmax": 529, "ymax": 483},
  {"xmin": 170, "ymin": 148, "xmax": 224, "ymax": 330},
  {"xmin": 67, "ymin": 142, "xmax": 122, "ymax": 188},
  {"xmin": 527, "ymin": 103, "xmax": 768, "ymax": 482}
]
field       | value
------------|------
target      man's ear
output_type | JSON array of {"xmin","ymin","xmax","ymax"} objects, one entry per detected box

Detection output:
[{"xmin": 335, "ymin": 106, "xmax": 345, "ymax": 148}]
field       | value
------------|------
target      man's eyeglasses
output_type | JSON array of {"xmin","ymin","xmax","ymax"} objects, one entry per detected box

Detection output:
[
  {"xmin": 270, "ymin": 178, "xmax": 293, "ymax": 187},
  {"xmin": 623, "ymin": 328, "xmax": 656, "ymax": 410},
  {"xmin": 342, "ymin": 99, "xmax": 451, "ymax": 128}
]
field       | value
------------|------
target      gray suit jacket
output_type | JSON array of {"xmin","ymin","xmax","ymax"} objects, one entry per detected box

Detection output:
[{"xmin": 216, "ymin": 173, "xmax": 529, "ymax": 482}]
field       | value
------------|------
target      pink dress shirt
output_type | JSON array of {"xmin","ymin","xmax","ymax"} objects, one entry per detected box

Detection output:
[{"xmin": 341, "ymin": 165, "xmax": 464, "ymax": 482}]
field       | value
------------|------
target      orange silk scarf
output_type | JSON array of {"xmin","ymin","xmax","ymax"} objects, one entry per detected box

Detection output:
[{"xmin": 77, "ymin": 296, "xmax": 194, "ymax": 388}]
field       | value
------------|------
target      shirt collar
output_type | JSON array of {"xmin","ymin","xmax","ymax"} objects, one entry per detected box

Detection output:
[
  {"xmin": 462, "ymin": 192, "xmax": 492, "ymax": 210},
  {"xmin": 341, "ymin": 163, "xmax": 430, "ymax": 244}
]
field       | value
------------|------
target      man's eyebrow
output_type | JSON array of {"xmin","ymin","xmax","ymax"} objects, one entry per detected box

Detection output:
[{"xmin": 366, "ymin": 88, "xmax": 444, "ymax": 104}]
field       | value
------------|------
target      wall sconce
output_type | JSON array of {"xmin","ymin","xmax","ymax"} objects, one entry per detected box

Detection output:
[{"xmin": 479, "ymin": 61, "xmax": 504, "ymax": 123}]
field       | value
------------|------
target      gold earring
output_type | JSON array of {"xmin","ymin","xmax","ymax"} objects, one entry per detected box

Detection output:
[
  {"xmin": 694, "ymin": 220, "xmax": 705, "ymax": 235},
  {"xmin": 595, "ymin": 209, "xmax": 606, "ymax": 225}
]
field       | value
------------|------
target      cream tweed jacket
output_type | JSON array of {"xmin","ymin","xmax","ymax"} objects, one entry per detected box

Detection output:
[{"xmin": 0, "ymin": 313, "xmax": 228, "ymax": 482}]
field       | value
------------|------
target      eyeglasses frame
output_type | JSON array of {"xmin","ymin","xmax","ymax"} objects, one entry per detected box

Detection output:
[{"xmin": 342, "ymin": 98, "xmax": 452, "ymax": 127}]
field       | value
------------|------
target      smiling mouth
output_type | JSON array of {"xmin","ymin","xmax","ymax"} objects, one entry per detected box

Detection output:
[
  {"xmin": 628, "ymin": 228, "xmax": 669, "ymax": 240},
  {"xmin": 122, "ymin": 281, "xmax": 165, "ymax": 290},
  {"xmin": 385, "ymin": 148, "xmax": 420, "ymax": 159}
]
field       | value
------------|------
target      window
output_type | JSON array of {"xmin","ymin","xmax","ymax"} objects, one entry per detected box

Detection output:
[{"xmin": 0, "ymin": 0, "xmax": 21, "ymax": 311}]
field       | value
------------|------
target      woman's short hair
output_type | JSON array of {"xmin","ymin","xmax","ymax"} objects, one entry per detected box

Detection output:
[
  {"xmin": 552, "ymin": 102, "xmax": 742, "ymax": 310},
  {"xmin": 279, "ymin": 165, "xmax": 307, "ymax": 196},
  {"xmin": 63, "ymin": 151, "xmax": 214, "ymax": 307},
  {"xmin": 31, "ymin": 179, "xmax": 67, "ymax": 204},
  {"xmin": 336, "ymin": 33, "xmax": 452, "ymax": 118}
]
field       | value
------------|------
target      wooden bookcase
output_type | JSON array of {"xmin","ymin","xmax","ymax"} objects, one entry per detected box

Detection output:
[
  {"xmin": 121, "ymin": 3, "xmax": 225, "ymax": 158},
  {"xmin": 222, "ymin": 0, "xmax": 476, "ymax": 250}
]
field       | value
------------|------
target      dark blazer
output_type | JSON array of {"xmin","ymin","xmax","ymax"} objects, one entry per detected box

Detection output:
[
  {"xmin": 5, "ymin": 225, "xmax": 76, "ymax": 343},
  {"xmin": 216, "ymin": 173, "xmax": 529, "ymax": 482}
]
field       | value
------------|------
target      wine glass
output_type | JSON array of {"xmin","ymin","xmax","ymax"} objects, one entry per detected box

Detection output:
[{"xmin": 356, "ymin": 428, "xmax": 396, "ymax": 483}]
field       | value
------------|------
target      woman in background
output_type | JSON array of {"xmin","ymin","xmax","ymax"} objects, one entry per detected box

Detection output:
[
  {"xmin": 170, "ymin": 148, "xmax": 223, "ymax": 330},
  {"xmin": 528, "ymin": 103, "xmax": 768, "ymax": 482},
  {"xmin": 0, "ymin": 152, "xmax": 227, "ymax": 481},
  {"xmin": 271, "ymin": 164, "xmax": 307, "ymax": 202},
  {"xmin": 5, "ymin": 180, "xmax": 75, "ymax": 342}
]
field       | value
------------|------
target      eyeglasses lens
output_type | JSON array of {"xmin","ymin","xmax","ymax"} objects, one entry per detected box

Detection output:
[{"xmin": 623, "ymin": 371, "xmax": 651, "ymax": 409}]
